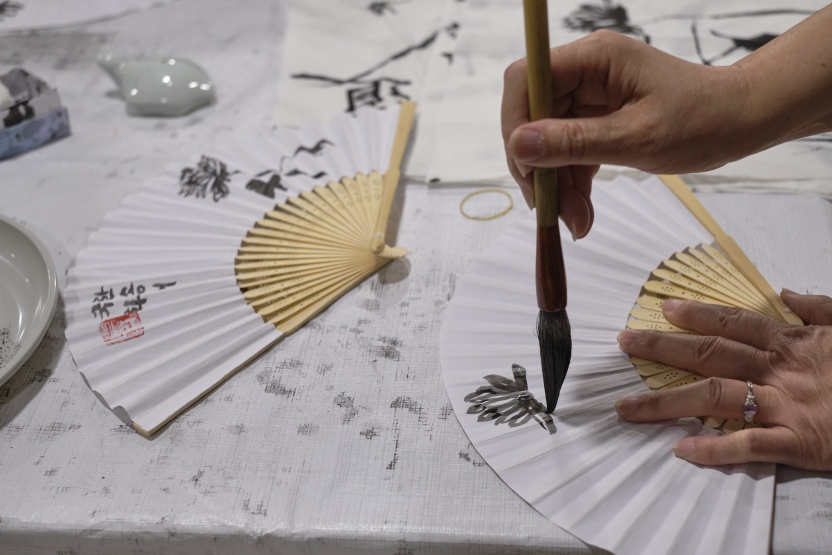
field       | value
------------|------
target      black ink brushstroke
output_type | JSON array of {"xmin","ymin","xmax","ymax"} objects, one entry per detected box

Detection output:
[
  {"xmin": 368, "ymin": 2, "xmax": 394, "ymax": 15},
  {"xmin": 291, "ymin": 23, "xmax": 459, "ymax": 113},
  {"xmin": 0, "ymin": 1, "xmax": 23, "ymax": 21},
  {"xmin": 563, "ymin": 0, "xmax": 650, "ymax": 43},
  {"xmin": 292, "ymin": 32, "xmax": 439, "ymax": 86},
  {"xmin": 245, "ymin": 175, "xmax": 285, "ymax": 198},
  {"xmin": 179, "ymin": 156, "xmax": 236, "ymax": 202},
  {"xmin": 293, "ymin": 139, "xmax": 333, "ymax": 157},
  {"xmin": 244, "ymin": 140, "xmax": 335, "ymax": 198},
  {"xmin": 692, "ymin": 21, "xmax": 779, "ymax": 65},
  {"xmin": 464, "ymin": 364, "xmax": 556, "ymax": 434}
]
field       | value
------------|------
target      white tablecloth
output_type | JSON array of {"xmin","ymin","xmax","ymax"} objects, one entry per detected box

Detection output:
[{"xmin": 0, "ymin": 1, "xmax": 830, "ymax": 553}]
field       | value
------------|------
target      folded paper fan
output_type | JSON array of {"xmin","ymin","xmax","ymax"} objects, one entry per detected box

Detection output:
[
  {"xmin": 65, "ymin": 102, "xmax": 415, "ymax": 436},
  {"xmin": 439, "ymin": 175, "xmax": 784, "ymax": 555}
]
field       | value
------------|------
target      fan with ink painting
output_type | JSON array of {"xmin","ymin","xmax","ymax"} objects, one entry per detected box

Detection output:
[
  {"xmin": 64, "ymin": 102, "xmax": 415, "ymax": 436},
  {"xmin": 440, "ymin": 174, "xmax": 798, "ymax": 555}
]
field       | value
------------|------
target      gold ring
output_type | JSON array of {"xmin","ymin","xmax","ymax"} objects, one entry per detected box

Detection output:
[{"xmin": 459, "ymin": 188, "xmax": 514, "ymax": 221}]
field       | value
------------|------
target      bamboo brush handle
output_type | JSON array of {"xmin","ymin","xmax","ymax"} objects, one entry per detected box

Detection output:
[{"xmin": 523, "ymin": 0, "xmax": 567, "ymax": 311}]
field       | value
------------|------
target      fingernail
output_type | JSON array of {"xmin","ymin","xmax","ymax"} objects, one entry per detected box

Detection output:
[
  {"xmin": 515, "ymin": 159, "xmax": 531, "ymax": 177},
  {"xmin": 569, "ymin": 221, "xmax": 579, "ymax": 241},
  {"xmin": 673, "ymin": 438, "xmax": 696, "ymax": 459},
  {"xmin": 615, "ymin": 396, "xmax": 636, "ymax": 416},
  {"xmin": 520, "ymin": 185, "xmax": 535, "ymax": 210},
  {"xmin": 781, "ymin": 288, "xmax": 797, "ymax": 296},
  {"xmin": 617, "ymin": 330, "xmax": 640, "ymax": 349},
  {"xmin": 662, "ymin": 299, "xmax": 682, "ymax": 313},
  {"xmin": 512, "ymin": 129, "xmax": 545, "ymax": 161}
]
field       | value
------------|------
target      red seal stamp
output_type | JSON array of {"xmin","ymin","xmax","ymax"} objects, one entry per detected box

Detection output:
[{"xmin": 99, "ymin": 312, "xmax": 144, "ymax": 346}]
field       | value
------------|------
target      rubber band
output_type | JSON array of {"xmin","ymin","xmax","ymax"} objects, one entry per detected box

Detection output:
[{"xmin": 459, "ymin": 188, "xmax": 514, "ymax": 221}]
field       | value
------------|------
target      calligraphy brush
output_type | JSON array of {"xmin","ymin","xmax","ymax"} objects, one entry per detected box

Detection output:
[{"xmin": 522, "ymin": 0, "xmax": 571, "ymax": 412}]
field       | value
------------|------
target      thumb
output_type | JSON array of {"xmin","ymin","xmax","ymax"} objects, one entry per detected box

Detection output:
[
  {"xmin": 781, "ymin": 288, "xmax": 832, "ymax": 325},
  {"xmin": 508, "ymin": 112, "xmax": 640, "ymax": 168}
]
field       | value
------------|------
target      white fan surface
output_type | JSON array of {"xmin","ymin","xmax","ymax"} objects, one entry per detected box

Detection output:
[
  {"xmin": 439, "ymin": 175, "xmax": 774, "ymax": 555},
  {"xmin": 65, "ymin": 105, "xmax": 403, "ymax": 435}
]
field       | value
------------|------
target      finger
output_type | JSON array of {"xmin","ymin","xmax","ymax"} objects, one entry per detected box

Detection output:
[
  {"xmin": 507, "ymin": 112, "xmax": 636, "ymax": 168},
  {"xmin": 501, "ymin": 57, "xmax": 530, "ymax": 145},
  {"xmin": 616, "ymin": 377, "xmax": 779, "ymax": 424},
  {"xmin": 504, "ymin": 152, "xmax": 535, "ymax": 209},
  {"xmin": 557, "ymin": 166, "xmax": 594, "ymax": 239},
  {"xmin": 662, "ymin": 299, "xmax": 788, "ymax": 351},
  {"xmin": 672, "ymin": 427, "xmax": 801, "ymax": 466},
  {"xmin": 781, "ymin": 288, "xmax": 832, "ymax": 325},
  {"xmin": 618, "ymin": 329, "xmax": 772, "ymax": 382}
]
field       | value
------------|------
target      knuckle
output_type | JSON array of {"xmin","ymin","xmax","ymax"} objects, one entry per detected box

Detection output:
[
  {"xmin": 692, "ymin": 335, "xmax": 722, "ymax": 366},
  {"xmin": 714, "ymin": 306, "xmax": 745, "ymax": 331},
  {"xmin": 559, "ymin": 120, "xmax": 587, "ymax": 163},
  {"xmin": 739, "ymin": 429, "xmax": 764, "ymax": 455},
  {"xmin": 702, "ymin": 377, "xmax": 726, "ymax": 408}
]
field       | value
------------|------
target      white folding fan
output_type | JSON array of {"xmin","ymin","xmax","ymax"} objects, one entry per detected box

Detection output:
[
  {"xmin": 64, "ymin": 102, "xmax": 415, "ymax": 436},
  {"xmin": 440, "ymin": 175, "xmax": 794, "ymax": 555}
]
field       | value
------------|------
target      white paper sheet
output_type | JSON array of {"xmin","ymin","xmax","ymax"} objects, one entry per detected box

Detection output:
[
  {"xmin": 425, "ymin": 0, "xmax": 832, "ymax": 184},
  {"xmin": 272, "ymin": 0, "xmax": 455, "ymax": 128},
  {"xmin": 439, "ymin": 175, "xmax": 775, "ymax": 555},
  {"xmin": 0, "ymin": 0, "xmax": 178, "ymax": 31}
]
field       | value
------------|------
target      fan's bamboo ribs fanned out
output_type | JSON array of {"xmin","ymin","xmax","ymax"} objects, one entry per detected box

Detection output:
[
  {"xmin": 624, "ymin": 176, "xmax": 805, "ymax": 435},
  {"xmin": 235, "ymin": 101, "xmax": 416, "ymax": 337}
]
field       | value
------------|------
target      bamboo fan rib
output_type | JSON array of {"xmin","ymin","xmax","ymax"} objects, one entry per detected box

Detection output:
[
  {"xmin": 439, "ymin": 175, "xmax": 777, "ymax": 555},
  {"xmin": 64, "ymin": 102, "xmax": 415, "ymax": 436}
]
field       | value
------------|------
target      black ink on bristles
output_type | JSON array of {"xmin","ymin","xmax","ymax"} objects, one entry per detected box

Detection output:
[{"xmin": 536, "ymin": 310, "xmax": 572, "ymax": 413}]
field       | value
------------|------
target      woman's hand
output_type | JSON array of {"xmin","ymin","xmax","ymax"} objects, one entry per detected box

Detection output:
[
  {"xmin": 501, "ymin": 31, "xmax": 752, "ymax": 237},
  {"xmin": 615, "ymin": 289, "xmax": 832, "ymax": 471},
  {"xmin": 501, "ymin": 4, "xmax": 832, "ymax": 237}
]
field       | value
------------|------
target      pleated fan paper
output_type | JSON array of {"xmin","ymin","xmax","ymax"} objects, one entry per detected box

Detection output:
[
  {"xmin": 440, "ymin": 175, "xmax": 797, "ymax": 555},
  {"xmin": 65, "ymin": 102, "xmax": 415, "ymax": 436}
]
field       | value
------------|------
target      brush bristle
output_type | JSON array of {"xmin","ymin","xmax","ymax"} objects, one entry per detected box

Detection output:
[{"xmin": 536, "ymin": 310, "xmax": 572, "ymax": 413}]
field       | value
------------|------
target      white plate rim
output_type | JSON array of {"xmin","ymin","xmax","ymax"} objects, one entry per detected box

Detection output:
[{"xmin": 0, "ymin": 213, "xmax": 58, "ymax": 386}]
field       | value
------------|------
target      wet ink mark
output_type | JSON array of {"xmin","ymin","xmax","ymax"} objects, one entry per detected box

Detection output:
[
  {"xmin": 438, "ymin": 403, "xmax": 453, "ymax": 420},
  {"xmin": 264, "ymin": 377, "xmax": 296, "ymax": 397},
  {"xmin": 297, "ymin": 423, "xmax": 319, "ymax": 435},
  {"xmin": 179, "ymin": 156, "xmax": 238, "ymax": 202},
  {"xmin": 373, "ymin": 336, "xmax": 402, "ymax": 361},
  {"xmin": 242, "ymin": 499, "xmax": 267, "ymax": 516},
  {"xmin": 360, "ymin": 427, "xmax": 379, "ymax": 439},
  {"xmin": 317, "ymin": 362, "xmax": 334, "ymax": 375},
  {"xmin": 0, "ymin": 1, "xmax": 22, "ymax": 21},
  {"xmin": 0, "ymin": 327, "xmax": 20, "ymax": 369},
  {"xmin": 458, "ymin": 443, "xmax": 486, "ymax": 467},
  {"xmin": 256, "ymin": 369, "xmax": 297, "ymax": 398},
  {"xmin": 291, "ymin": 23, "xmax": 459, "ymax": 112},
  {"xmin": 334, "ymin": 392, "xmax": 359, "ymax": 423},
  {"xmin": 391, "ymin": 396, "xmax": 429, "ymax": 425},
  {"xmin": 464, "ymin": 364, "xmax": 556, "ymax": 434},
  {"xmin": 190, "ymin": 469, "xmax": 204, "ymax": 486},
  {"xmin": 386, "ymin": 423, "xmax": 400, "ymax": 470}
]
